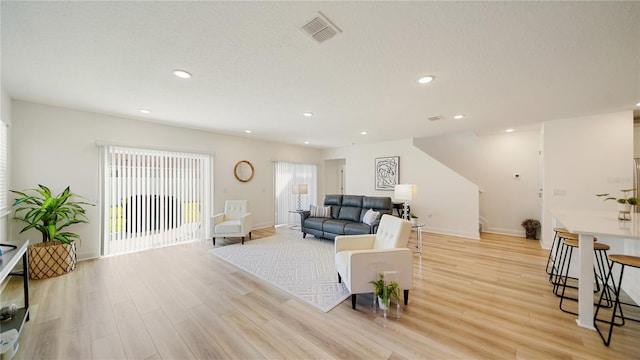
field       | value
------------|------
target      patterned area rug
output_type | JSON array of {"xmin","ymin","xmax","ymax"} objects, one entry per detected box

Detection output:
[{"xmin": 209, "ymin": 230, "xmax": 350, "ymax": 312}]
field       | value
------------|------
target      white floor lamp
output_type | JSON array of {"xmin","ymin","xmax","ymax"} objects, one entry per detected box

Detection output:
[
  {"xmin": 293, "ymin": 184, "xmax": 308, "ymax": 211},
  {"xmin": 394, "ymin": 184, "xmax": 416, "ymax": 220}
]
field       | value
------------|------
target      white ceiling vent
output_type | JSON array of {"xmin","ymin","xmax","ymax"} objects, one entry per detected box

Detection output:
[
  {"xmin": 301, "ymin": 12, "xmax": 342, "ymax": 44},
  {"xmin": 428, "ymin": 115, "xmax": 444, "ymax": 122}
]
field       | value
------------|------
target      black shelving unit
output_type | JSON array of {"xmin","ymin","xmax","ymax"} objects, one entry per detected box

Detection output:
[{"xmin": 0, "ymin": 239, "xmax": 30, "ymax": 356}]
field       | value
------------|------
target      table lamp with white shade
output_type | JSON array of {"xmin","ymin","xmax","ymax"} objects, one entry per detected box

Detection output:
[
  {"xmin": 394, "ymin": 184, "xmax": 416, "ymax": 220},
  {"xmin": 293, "ymin": 184, "xmax": 308, "ymax": 211}
]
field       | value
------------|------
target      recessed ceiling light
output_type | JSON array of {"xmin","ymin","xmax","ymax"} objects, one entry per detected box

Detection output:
[
  {"xmin": 360, "ymin": 131, "xmax": 368, "ymax": 135},
  {"xmin": 139, "ymin": 109, "xmax": 151, "ymax": 114},
  {"xmin": 304, "ymin": 141, "xmax": 310, "ymax": 145},
  {"xmin": 303, "ymin": 112, "xmax": 313, "ymax": 117},
  {"xmin": 453, "ymin": 114, "xmax": 465, "ymax": 119},
  {"xmin": 417, "ymin": 76, "xmax": 435, "ymax": 84},
  {"xmin": 505, "ymin": 128, "xmax": 514, "ymax": 133},
  {"xmin": 173, "ymin": 69, "xmax": 192, "ymax": 79},
  {"xmin": 244, "ymin": 130, "xmax": 252, "ymax": 134},
  {"xmin": 636, "ymin": 102, "xmax": 640, "ymax": 107}
]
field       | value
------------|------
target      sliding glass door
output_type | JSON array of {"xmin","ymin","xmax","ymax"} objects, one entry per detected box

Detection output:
[{"xmin": 102, "ymin": 146, "xmax": 212, "ymax": 256}]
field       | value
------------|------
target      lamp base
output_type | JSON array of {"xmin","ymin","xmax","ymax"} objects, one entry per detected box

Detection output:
[{"xmin": 402, "ymin": 202, "xmax": 409, "ymax": 220}]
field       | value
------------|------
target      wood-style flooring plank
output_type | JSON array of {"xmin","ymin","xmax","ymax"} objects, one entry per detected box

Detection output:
[{"xmin": 2, "ymin": 226, "xmax": 639, "ymax": 359}]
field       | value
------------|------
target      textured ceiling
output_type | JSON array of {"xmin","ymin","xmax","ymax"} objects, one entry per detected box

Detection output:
[{"xmin": 2, "ymin": 1, "xmax": 639, "ymax": 148}]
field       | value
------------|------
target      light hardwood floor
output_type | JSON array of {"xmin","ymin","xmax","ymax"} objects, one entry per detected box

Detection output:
[{"xmin": 3, "ymin": 228, "xmax": 639, "ymax": 359}]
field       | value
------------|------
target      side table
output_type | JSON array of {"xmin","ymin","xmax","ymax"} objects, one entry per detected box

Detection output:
[
  {"xmin": 411, "ymin": 222, "xmax": 425, "ymax": 255},
  {"xmin": 288, "ymin": 210, "xmax": 304, "ymax": 230}
]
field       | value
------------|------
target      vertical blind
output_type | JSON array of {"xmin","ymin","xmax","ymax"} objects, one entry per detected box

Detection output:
[
  {"xmin": 0, "ymin": 121, "xmax": 7, "ymax": 214},
  {"xmin": 274, "ymin": 161, "xmax": 318, "ymax": 225},
  {"xmin": 103, "ymin": 145, "xmax": 212, "ymax": 256}
]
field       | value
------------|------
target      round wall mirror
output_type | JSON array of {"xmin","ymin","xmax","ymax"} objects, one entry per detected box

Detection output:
[{"xmin": 234, "ymin": 160, "xmax": 254, "ymax": 182}]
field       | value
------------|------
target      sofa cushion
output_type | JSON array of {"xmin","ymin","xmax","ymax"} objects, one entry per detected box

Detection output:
[
  {"xmin": 215, "ymin": 220, "xmax": 241, "ymax": 234},
  {"xmin": 363, "ymin": 196, "xmax": 393, "ymax": 214},
  {"xmin": 324, "ymin": 194, "xmax": 343, "ymax": 206},
  {"xmin": 342, "ymin": 195, "xmax": 363, "ymax": 207},
  {"xmin": 338, "ymin": 206, "xmax": 362, "ymax": 222},
  {"xmin": 304, "ymin": 217, "xmax": 326, "ymax": 230},
  {"xmin": 323, "ymin": 219, "xmax": 349, "ymax": 235},
  {"xmin": 344, "ymin": 222, "xmax": 371, "ymax": 235}
]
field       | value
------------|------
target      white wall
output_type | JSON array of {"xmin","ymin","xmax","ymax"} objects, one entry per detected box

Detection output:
[
  {"xmin": 541, "ymin": 111, "xmax": 634, "ymax": 247},
  {"xmin": 634, "ymin": 123, "xmax": 640, "ymax": 158},
  {"xmin": 413, "ymin": 129, "xmax": 540, "ymax": 237},
  {"xmin": 542, "ymin": 111, "xmax": 638, "ymax": 302},
  {"xmin": 0, "ymin": 87, "xmax": 11, "ymax": 242},
  {"xmin": 324, "ymin": 139, "xmax": 479, "ymax": 239},
  {"xmin": 10, "ymin": 100, "xmax": 323, "ymax": 259}
]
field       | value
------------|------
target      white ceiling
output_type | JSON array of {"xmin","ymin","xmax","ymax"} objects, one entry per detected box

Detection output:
[{"xmin": 2, "ymin": 1, "xmax": 639, "ymax": 148}]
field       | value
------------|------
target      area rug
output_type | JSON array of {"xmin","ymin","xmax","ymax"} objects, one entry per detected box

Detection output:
[{"xmin": 209, "ymin": 231, "xmax": 350, "ymax": 312}]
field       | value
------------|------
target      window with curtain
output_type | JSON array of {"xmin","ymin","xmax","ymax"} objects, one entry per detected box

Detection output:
[
  {"xmin": 274, "ymin": 161, "xmax": 318, "ymax": 225},
  {"xmin": 102, "ymin": 145, "xmax": 212, "ymax": 256},
  {"xmin": 0, "ymin": 120, "xmax": 7, "ymax": 214}
]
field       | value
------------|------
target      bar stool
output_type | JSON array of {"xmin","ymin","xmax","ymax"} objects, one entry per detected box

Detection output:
[
  {"xmin": 548, "ymin": 231, "xmax": 578, "ymax": 285},
  {"xmin": 553, "ymin": 236, "xmax": 612, "ymax": 314},
  {"xmin": 545, "ymin": 227, "xmax": 567, "ymax": 275},
  {"xmin": 594, "ymin": 255, "xmax": 640, "ymax": 346}
]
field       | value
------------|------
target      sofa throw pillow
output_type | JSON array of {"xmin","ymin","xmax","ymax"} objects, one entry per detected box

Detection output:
[
  {"xmin": 363, "ymin": 208, "xmax": 380, "ymax": 225},
  {"xmin": 310, "ymin": 205, "xmax": 331, "ymax": 218}
]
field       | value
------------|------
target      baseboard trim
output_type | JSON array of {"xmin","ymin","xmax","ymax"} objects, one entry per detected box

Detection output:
[{"xmin": 423, "ymin": 227, "xmax": 480, "ymax": 240}]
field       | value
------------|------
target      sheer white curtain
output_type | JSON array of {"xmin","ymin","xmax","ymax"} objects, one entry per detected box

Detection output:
[
  {"xmin": 274, "ymin": 162, "xmax": 318, "ymax": 225},
  {"xmin": 102, "ymin": 146, "xmax": 212, "ymax": 256}
]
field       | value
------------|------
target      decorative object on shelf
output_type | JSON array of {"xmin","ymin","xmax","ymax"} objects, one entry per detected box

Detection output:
[
  {"xmin": 409, "ymin": 213, "xmax": 419, "ymax": 225},
  {"xmin": 521, "ymin": 218, "xmax": 541, "ymax": 239},
  {"xmin": 292, "ymin": 183, "xmax": 308, "ymax": 211},
  {"xmin": 375, "ymin": 156, "xmax": 399, "ymax": 190},
  {"xmin": 596, "ymin": 189, "xmax": 639, "ymax": 221},
  {"xmin": 370, "ymin": 272, "xmax": 401, "ymax": 320},
  {"xmin": 234, "ymin": 160, "xmax": 254, "ymax": 182},
  {"xmin": 0, "ymin": 304, "xmax": 18, "ymax": 322},
  {"xmin": 394, "ymin": 184, "xmax": 416, "ymax": 220},
  {"xmin": 10, "ymin": 184, "xmax": 94, "ymax": 279}
]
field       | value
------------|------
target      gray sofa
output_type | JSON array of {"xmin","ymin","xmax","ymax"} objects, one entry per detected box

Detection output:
[{"xmin": 300, "ymin": 194, "xmax": 393, "ymax": 240}]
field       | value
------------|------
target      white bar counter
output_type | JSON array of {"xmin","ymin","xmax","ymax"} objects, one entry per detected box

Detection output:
[{"xmin": 551, "ymin": 209, "xmax": 640, "ymax": 329}]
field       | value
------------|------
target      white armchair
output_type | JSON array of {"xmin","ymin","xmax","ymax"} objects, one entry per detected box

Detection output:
[
  {"xmin": 335, "ymin": 214, "xmax": 413, "ymax": 309},
  {"xmin": 212, "ymin": 200, "xmax": 253, "ymax": 245}
]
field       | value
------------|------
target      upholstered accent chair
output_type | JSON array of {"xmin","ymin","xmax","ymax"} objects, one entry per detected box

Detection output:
[
  {"xmin": 335, "ymin": 214, "xmax": 413, "ymax": 309},
  {"xmin": 211, "ymin": 200, "xmax": 253, "ymax": 245}
]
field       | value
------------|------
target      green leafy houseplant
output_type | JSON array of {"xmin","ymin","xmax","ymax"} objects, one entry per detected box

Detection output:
[
  {"xmin": 370, "ymin": 273, "xmax": 400, "ymax": 310},
  {"xmin": 11, "ymin": 184, "xmax": 94, "ymax": 244},
  {"xmin": 596, "ymin": 189, "xmax": 639, "ymax": 205}
]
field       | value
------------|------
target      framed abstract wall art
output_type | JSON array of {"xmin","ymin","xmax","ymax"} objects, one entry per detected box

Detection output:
[{"xmin": 375, "ymin": 156, "xmax": 399, "ymax": 191}]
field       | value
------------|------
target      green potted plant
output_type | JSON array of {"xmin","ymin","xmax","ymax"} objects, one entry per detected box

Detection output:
[
  {"xmin": 409, "ymin": 212, "xmax": 419, "ymax": 225},
  {"xmin": 370, "ymin": 273, "xmax": 401, "ymax": 318},
  {"xmin": 11, "ymin": 184, "xmax": 94, "ymax": 279},
  {"xmin": 596, "ymin": 189, "xmax": 639, "ymax": 220},
  {"xmin": 521, "ymin": 218, "xmax": 541, "ymax": 240}
]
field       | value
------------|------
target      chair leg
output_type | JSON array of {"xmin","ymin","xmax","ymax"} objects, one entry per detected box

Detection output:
[
  {"xmin": 351, "ymin": 294, "xmax": 357, "ymax": 309},
  {"xmin": 338, "ymin": 273, "xmax": 341, "ymax": 283},
  {"xmin": 212, "ymin": 237, "xmax": 216, "ymax": 246},
  {"xmin": 249, "ymin": 232, "xmax": 252, "ymax": 239},
  {"xmin": 241, "ymin": 236, "xmax": 245, "ymax": 245},
  {"xmin": 404, "ymin": 289, "xmax": 409, "ymax": 306}
]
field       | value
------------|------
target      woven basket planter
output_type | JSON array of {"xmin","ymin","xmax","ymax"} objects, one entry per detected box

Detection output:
[{"xmin": 28, "ymin": 241, "xmax": 77, "ymax": 280}]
